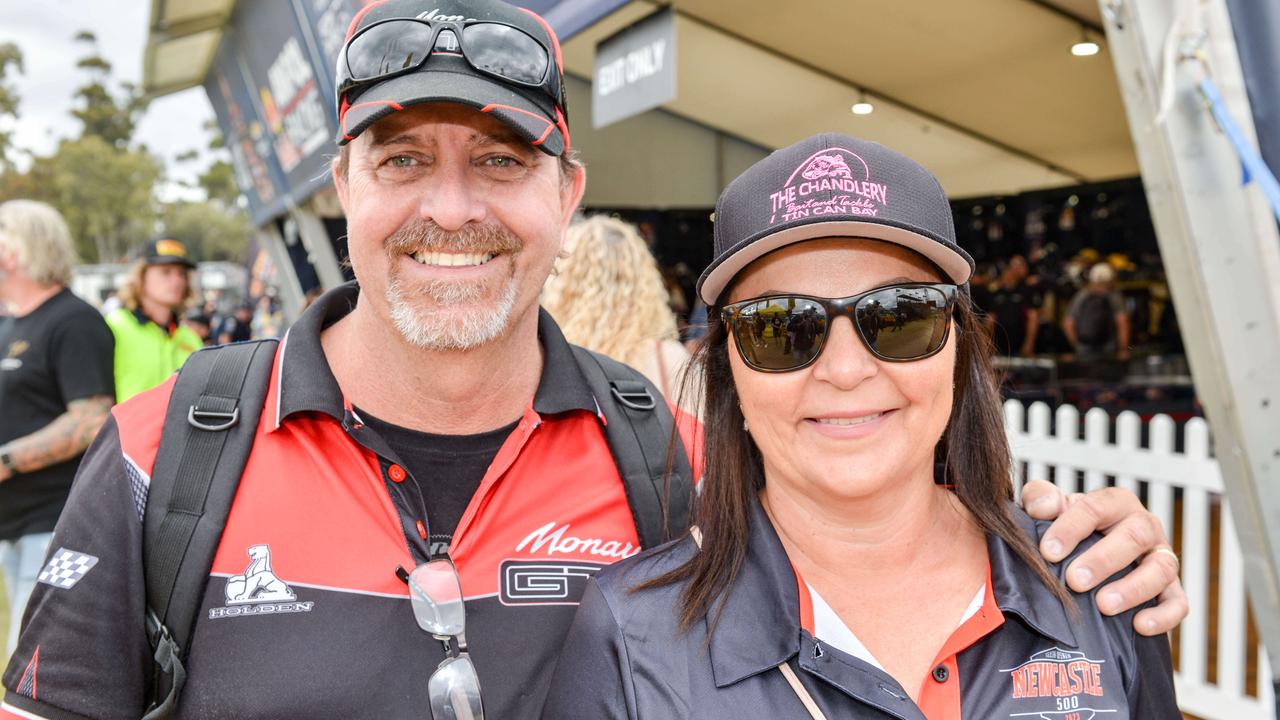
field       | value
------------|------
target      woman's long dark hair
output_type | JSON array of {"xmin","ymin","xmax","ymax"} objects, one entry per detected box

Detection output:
[{"xmin": 647, "ymin": 290, "xmax": 1073, "ymax": 630}]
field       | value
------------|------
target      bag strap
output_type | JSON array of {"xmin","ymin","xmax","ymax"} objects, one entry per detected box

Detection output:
[
  {"xmin": 689, "ymin": 525, "xmax": 828, "ymax": 720},
  {"xmin": 777, "ymin": 662, "xmax": 829, "ymax": 720},
  {"xmin": 142, "ymin": 339, "xmax": 278, "ymax": 718},
  {"xmin": 571, "ymin": 346, "xmax": 693, "ymax": 549}
]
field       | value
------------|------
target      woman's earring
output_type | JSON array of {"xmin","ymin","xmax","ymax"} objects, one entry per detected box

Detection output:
[{"xmin": 743, "ymin": 419, "xmax": 750, "ymax": 432}]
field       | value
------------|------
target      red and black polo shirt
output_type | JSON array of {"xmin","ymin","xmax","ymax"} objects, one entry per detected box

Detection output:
[{"xmin": 2, "ymin": 284, "xmax": 696, "ymax": 720}]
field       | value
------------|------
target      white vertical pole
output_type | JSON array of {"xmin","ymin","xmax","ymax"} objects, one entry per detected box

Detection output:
[
  {"xmin": 1114, "ymin": 411, "xmax": 1141, "ymax": 494},
  {"xmin": 1027, "ymin": 402, "xmax": 1051, "ymax": 489},
  {"xmin": 1082, "ymin": 408, "xmax": 1109, "ymax": 492},
  {"xmin": 1100, "ymin": 0, "xmax": 1280, "ymax": 679},
  {"xmin": 1004, "ymin": 400, "xmax": 1026, "ymax": 498},
  {"xmin": 1054, "ymin": 404, "xmax": 1080, "ymax": 494}
]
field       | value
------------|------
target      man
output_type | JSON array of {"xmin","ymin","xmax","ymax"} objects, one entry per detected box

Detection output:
[
  {"xmin": 973, "ymin": 254, "xmax": 1041, "ymax": 357},
  {"xmin": 1065, "ymin": 262, "xmax": 1132, "ymax": 362},
  {"xmin": 0, "ymin": 200, "xmax": 114, "ymax": 659},
  {"xmin": 181, "ymin": 308, "xmax": 214, "ymax": 348},
  {"xmin": 1, "ymin": 2, "xmax": 1185, "ymax": 718},
  {"xmin": 214, "ymin": 302, "xmax": 253, "ymax": 345},
  {"xmin": 104, "ymin": 240, "xmax": 204, "ymax": 402}
]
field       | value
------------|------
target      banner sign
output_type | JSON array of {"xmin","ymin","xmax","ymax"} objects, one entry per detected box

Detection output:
[
  {"xmin": 204, "ymin": 0, "xmax": 625, "ymax": 226},
  {"xmin": 592, "ymin": 7, "xmax": 676, "ymax": 129}
]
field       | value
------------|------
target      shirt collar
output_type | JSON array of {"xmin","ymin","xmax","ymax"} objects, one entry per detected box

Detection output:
[
  {"xmin": 707, "ymin": 499, "xmax": 1077, "ymax": 688},
  {"xmin": 986, "ymin": 508, "xmax": 1078, "ymax": 648},
  {"xmin": 272, "ymin": 282, "xmax": 598, "ymax": 430},
  {"xmin": 531, "ymin": 307, "xmax": 599, "ymax": 416},
  {"xmin": 131, "ymin": 306, "xmax": 179, "ymax": 335},
  {"xmin": 272, "ymin": 282, "xmax": 354, "ymax": 428},
  {"xmin": 707, "ymin": 499, "xmax": 806, "ymax": 688}
]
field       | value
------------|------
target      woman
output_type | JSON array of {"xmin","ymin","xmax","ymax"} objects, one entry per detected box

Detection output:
[
  {"xmin": 542, "ymin": 215, "xmax": 693, "ymax": 407},
  {"xmin": 542, "ymin": 134, "xmax": 1177, "ymax": 718}
]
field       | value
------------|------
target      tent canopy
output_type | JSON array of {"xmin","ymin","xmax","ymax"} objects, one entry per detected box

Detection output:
[
  {"xmin": 560, "ymin": 0, "xmax": 1133, "ymax": 198},
  {"xmin": 144, "ymin": 0, "xmax": 1134, "ymax": 200}
]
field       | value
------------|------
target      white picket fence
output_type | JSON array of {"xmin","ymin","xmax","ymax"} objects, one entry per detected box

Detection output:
[{"xmin": 1004, "ymin": 400, "xmax": 1276, "ymax": 720}]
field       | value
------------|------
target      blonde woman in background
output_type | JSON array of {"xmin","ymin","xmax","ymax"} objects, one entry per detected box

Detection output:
[{"xmin": 543, "ymin": 215, "xmax": 695, "ymax": 412}]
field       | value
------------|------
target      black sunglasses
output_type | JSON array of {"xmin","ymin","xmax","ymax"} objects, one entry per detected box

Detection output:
[
  {"xmin": 720, "ymin": 283, "xmax": 960, "ymax": 372},
  {"xmin": 338, "ymin": 18, "xmax": 564, "ymax": 113}
]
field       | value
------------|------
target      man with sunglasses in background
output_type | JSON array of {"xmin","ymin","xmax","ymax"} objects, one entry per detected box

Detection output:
[{"xmin": 1, "ymin": 1, "xmax": 1186, "ymax": 718}]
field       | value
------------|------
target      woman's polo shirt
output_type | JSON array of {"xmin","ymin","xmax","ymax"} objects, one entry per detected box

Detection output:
[{"xmin": 542, "ymin": 498, "xmax": 1179, "ymax": 719}]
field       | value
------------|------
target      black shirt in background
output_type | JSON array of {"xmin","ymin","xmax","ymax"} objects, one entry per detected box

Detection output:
[
  {"xmin": 973, "ymin": 280, "xmax": 1043, "ymax": 357},
  {"xmin": 0, "ymin": 288, "xmax": 115, "ymax": 539},
  {"xmin": 356, "ymin": 407, "xmax": 517, "ymax": 556}
]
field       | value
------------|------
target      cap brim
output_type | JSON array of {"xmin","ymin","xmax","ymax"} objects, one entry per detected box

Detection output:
[
  {"xmin": 147, "ymin": 256, "xmax": 197, "ymax": 269},
  {"xmin": 697, "ymin": 221, "xmax": 974, "ymax": 305},
  {"xmin": 339, "ymin": 69, "xmax": 565, "ymax": 156}
]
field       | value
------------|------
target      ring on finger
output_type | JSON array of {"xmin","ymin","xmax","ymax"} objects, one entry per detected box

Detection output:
[{"xmin": 1151, "ymin": 546, "xmax": 1180, "ymax": 569}]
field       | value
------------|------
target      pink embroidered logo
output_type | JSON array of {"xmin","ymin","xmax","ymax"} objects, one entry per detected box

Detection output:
[
  {"xmin": 769, "ymin": 148, "xmax": 889, "ymax": 224},
  {"xmin": 801, "ymin": 154, "xmax": 853, "ymax": 181}
]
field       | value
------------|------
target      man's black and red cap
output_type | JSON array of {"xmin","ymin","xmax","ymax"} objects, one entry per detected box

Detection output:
[
  {"xmin": 697, "ymin": 132, "xmax": 975, "ymax": 305},
  {"xmin": 138, "ymin": 239, "xmax": 196, "ymax": 269},
  {"xmin": 335, "ymin": 0, "xmax": 570, "ymax": 156}
]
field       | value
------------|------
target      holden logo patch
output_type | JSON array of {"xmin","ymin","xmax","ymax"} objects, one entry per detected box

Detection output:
[{"xmin": 208, "ymin": 544, "xmax": 314, "ymax": 619}]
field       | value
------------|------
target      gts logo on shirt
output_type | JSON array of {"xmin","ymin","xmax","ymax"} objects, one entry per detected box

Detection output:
[{"xmin": 498, "ymin": 560, "xmax": 605, "ymax": 606}]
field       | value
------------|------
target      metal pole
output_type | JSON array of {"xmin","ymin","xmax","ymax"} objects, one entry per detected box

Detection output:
[
  {"xmin": 257, "ymin": 224, "xmax": 306, "ymax": 323},
  {"xmin": 288, "ymin": 207, "xmax": 345, "ymax": 291},
  {"xmin": 1100, "ymin": 0, "xmax": 1280, "ymax": 701}
]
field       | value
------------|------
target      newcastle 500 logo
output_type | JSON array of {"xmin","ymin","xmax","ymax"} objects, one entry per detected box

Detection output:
[
  {"xmin": 769, "ymin": 148, "xmax": 889, "ymax": 224},
  {"xmin": 208, "ymin": 544, "xmax": 314, "ymax": 619},
  {"xmin": 1002, "ymin": 646, "xmax": 1105, "ymax": 699}
]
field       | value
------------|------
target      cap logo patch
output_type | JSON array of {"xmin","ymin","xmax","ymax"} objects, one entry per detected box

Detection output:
[
  {"xmin": 769, "ymin": 147, "xmax": 889, "ymax": 224},
  {"xmin": 154, "ymin": 239, "xmax": 188, "ymax": 258}
]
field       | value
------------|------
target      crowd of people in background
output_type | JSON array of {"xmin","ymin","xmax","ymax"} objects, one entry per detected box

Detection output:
[
  {"xmin": 0, "ymin": 201, "xmax": 292, "ymax": 657},
  {"xmin": 967, "ymin": 248, "xmax": 1169, "ymax": 364}
]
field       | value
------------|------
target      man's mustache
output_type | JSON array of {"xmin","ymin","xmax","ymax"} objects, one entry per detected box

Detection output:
[{"xmin": 385, "ymin": 219, "xmax": 523, "ymax": 257}]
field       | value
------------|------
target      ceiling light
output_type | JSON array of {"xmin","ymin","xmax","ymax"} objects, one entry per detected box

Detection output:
[
  {"xmin": 1071, "ymin": 28, "xmax": 1100, "ymax": 56},
  {"xmin": 851, "ymin": 90, "xmax": 874, "ymax": 115}
]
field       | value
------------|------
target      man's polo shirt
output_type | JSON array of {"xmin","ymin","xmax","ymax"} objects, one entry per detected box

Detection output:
[
  {"xmin": 543, "ymin": 499, "xmax": 1179, "ymax": 719},
  {"xmin": 105, "ymin": 307, "xmax": 202, "ymax": 402},
  {"xmin": 3, "ymin": 283, "xmax": 679, "ymax": 720}
]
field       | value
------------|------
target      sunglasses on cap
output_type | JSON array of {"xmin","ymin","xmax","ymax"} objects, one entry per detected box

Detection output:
[
  {"xmin": 338, "ymin": 18, "xmax": 565, "ymax": 113},
  {"xmin": 720, "ymin": 283, "xmax": 960, "ymax": 372}
]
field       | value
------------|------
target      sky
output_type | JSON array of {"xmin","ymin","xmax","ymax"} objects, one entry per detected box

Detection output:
[{"xmin": 0, "ymin": 0, "xmax": 221, "ymax": 200}]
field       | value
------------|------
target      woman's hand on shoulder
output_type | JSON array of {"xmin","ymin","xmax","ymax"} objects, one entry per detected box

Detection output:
[{"xmin": 1020, "ymin": 481, "xmax": 1187, "ymax": 637}]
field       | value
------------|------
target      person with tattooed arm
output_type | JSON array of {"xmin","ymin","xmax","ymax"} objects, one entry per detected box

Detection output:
[{"xmin": 0, "ymin": 201, "xmax": 115, "ymax": 659}]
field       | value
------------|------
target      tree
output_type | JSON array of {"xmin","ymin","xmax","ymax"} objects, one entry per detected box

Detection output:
[
  {"xmin": 69, "ymin": 30, "xmax": 147, "ymax": 149},
  {"xmin": 161, "ymin": 200, "xmax": 252, "ymax": 262},
  {"xmin": 198, "ymin": 160, "xmax": 241, "ymax": 206},
  {"xmin": 0, "ymin": 43, "xmax": 23, "ymax": 170},
  {"xmin": 0, "ymin": 136, "xmax": 162, "ymax": 262}
]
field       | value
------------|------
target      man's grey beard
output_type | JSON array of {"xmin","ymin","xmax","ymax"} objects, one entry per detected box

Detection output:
[
  {"xmin": 383, "ymin": 219, "xmax": 523, "ymax": 351},
  {"xmin": 387, "ymin": 274, "xmax": 517, "ymax": 350}
]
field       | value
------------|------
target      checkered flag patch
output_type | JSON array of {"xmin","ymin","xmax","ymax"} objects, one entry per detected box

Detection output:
[{"xmin": 37, "ymin": 548, "xmax": 100, "ymax": 590}]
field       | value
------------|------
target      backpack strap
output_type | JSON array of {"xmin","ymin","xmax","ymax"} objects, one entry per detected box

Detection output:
[
  {"xmin": 142, "ymin": 339, "xmax": 278, "ymax": 718},
  {"xmin": 571, "ymin": 346, "xmax": 694, "ymax": 549}
]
